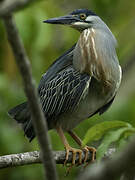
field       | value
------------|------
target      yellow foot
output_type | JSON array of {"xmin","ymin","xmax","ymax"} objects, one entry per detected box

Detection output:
[
  {"xmin": 82, "ymin": 146, "xmax": 96, "ymax": 165},
  {"xmin": 64, "ymin": 145, "xmax": 96, "ymax": 175},
  {"xmin": 64, "ymin": 145, "xmax": 83, "ymax": 166}
]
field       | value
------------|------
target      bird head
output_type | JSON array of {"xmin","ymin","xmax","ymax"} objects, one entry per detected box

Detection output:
[{"xmin": 43, "ymin": 9, "xmax": 97, "ymax": 32}]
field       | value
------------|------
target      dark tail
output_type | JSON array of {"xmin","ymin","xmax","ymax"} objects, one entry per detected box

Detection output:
[{"xmin": 8, "ymin": 102, "xmax": 35, "ymax": 141}]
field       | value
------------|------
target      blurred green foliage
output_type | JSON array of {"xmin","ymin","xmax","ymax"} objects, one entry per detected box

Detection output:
[{"xmin": 0, "ymin": 0, "xmax": 135, "ymax": 179}]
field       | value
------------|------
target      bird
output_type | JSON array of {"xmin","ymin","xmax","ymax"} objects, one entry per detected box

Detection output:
[{"xmin": 8, "ymin": 9, "xmax": 122, "ymax": 166}]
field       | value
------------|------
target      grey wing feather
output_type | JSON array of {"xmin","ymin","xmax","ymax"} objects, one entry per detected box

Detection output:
[
  {"xmin": 39, "ymin": 44, "xmax": 76, "ymax": 86},
  {"xmin": 38, "ymin": 66, "xmax": 90, "ymax": 122}
]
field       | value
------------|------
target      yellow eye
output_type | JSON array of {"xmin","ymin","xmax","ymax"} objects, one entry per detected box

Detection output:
[{"xmin": 80, "ymin": 13, "xmax": 86, "ymax": 20}]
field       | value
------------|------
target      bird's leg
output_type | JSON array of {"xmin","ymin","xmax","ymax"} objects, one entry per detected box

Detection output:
[
  {"xmin": 56, "ymin": 127, "xmax": 83, "ymax": 166},
  {"xmin": 68, "ymin": 130, "xmax": 96, "ymax": 163}
]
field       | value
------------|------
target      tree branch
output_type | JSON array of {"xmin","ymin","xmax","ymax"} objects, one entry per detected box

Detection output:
[
  {"xmin": 0, "ymin": 150, "xmax": 94, "ymax": 169},
  {"xmin": 2, "ymin": 14, "xmax": 58, "ymax": 180},
  {"xmin": 0, "ymin": 0, "xmax": 36, "ymax": 17},
  {"xmin": 78, "ymin": 136, "xmax": 135, "ymax": 180}
]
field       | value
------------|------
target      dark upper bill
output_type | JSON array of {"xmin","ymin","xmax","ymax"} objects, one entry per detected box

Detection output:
[{"xmin": 43, "ymin": 15, "xmax": 81, "ymax": 25}]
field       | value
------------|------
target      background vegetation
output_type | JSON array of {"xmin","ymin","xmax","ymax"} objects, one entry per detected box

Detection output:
[{"xmin": 0, "ymin": 0, "xmax": 135, "ymax": 179}]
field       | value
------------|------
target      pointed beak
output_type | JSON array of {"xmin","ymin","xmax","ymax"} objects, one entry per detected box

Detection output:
[{"xmin": 43, "ymin": 15, "xmax": 79, "ymax": 25}]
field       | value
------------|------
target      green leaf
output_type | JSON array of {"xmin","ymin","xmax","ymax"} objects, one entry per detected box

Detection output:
[
  {"xmin": 97, "ymin": 126, "xmax": 135, "ymax": 159},
  {"xmin": 83, "ymin": 120, "xmax": 129, "ymax": 145}
]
